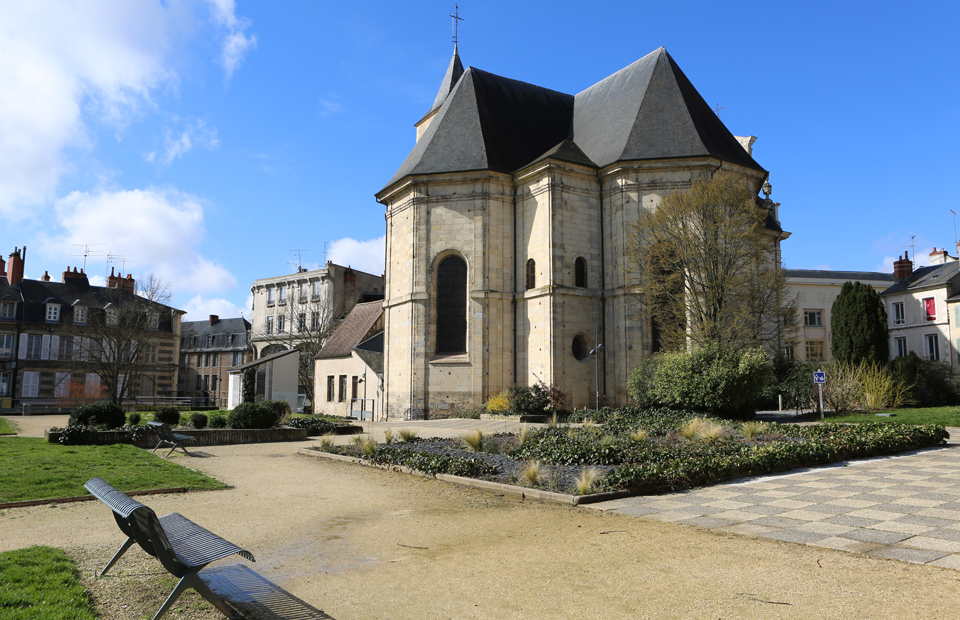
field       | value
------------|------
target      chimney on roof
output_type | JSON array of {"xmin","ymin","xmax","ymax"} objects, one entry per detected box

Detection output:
[
  {"xmin": 7, "ymin": 247, "xmax": 24, "ymax": 287},
  {"xmin": 0, "ymin": 255, "xmax": 5, "ymax": 277},
  {"xmin": 894, "ymin": 252, "xmax": 914, "ymax": 282},
  {"xmin": 930, "ymin": 246, "xmax": 953, "ymax": 266},
  {"xmin": 120, "ymin": 273, "xmax": 135, "ymax": 295},
  {"xmin": 209, "ymin": 314, "xmax": 219, "ymax": 325},
  {"xmin": 41, "ymin": 271, "xmax": 51, "ymax": 282},
  {"xmin": 62, "ymin": 266, "xmax": 89, "ymax": 284}
]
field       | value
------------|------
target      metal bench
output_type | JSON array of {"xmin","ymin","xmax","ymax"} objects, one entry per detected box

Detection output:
[{"xmin": 148, "ymin": 421, "xmax": 196, "ymax": 458}]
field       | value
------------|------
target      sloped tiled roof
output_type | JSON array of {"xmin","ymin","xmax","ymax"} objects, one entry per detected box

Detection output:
[
  {"xmin": 315, "ymin": 301, "xmax": 384, "ymax": 359},
  {"xmin": 421, "ymin": 44, "xmax": 464, "ymax": 120},
  {"xmin": 381, "ymin": 47, "xmax": 763, "ymax": 194},
  {"xmin": 785, "ymin": 269, "xmax": 895, "ymax": 283},
  {"xmin": 182, "ymin": 317, "xmax": 251, "ymax": 337},
  {"xmin": 883, "ymin": 262, "xmax": 960, "ymax": 295}
]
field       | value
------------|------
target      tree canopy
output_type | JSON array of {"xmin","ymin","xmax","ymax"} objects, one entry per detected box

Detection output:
[
  {"xmin": 831, "ymin": 281, "xmax": 889, "ymax": 366},
  {"xmin": 626, "ymin": 172, "xmax": 795, "ymax": 351}
]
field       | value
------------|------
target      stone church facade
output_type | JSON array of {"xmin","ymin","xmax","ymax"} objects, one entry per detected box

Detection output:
[{"xmin": 376, "ymin": 46, "xmax": 784, "ymax": 419}]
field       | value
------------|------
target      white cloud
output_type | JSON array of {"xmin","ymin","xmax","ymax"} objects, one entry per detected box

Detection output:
[
  {"xmin": 41, "ymin": 188, "xmax": 237, "ymax": 294},
  {"xmin": 181, "ymin": 295, "xmax": 249, "ymax": 321},
  {"xmin": 876, "ymin": 247, "xmax": 932, "ymax": 273},
  {"xmin": 0, "ymin": 1, "xmax": 183, "ymax": 214},
  {"xmin": 327, "ymin": 236, "xmax": 386, "ymax": 276},
  {"xmin": 156, "ymin": 119, "xmax": 220, "ymax": 165},
  {"xmin": 204, "ymin": 0, "xmax": 257, "ymax": 78}
]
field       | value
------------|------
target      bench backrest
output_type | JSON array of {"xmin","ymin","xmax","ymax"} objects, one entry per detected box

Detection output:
[
  {"xmin": 129, "ymin": 505, "xmax": 190, "ymax": 578},
  {"xmin": 148, "ymin": 421, "xmax": 177, "ymax": 441},
  {"xmin": 85, "ymin": 477, "xmax": 155, "ymax": 550}
]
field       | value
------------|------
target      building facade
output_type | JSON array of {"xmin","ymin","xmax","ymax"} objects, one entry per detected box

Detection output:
[
  {"xmin": 784, "ymin": 269, "xmax": 895, "ymax": 362},
  {"xmin": 0, "ymin": 247, "xmax": 183, "ymax": 410},
  {"xmin": 882, "ymin": 249, "xmax": 960, "ymax": 371},
  {"xmin": 376, "ymin": 46, "xmax": 787, "ymax": 419},
  {"xmin": 313, "ymin": 301, "xmax": 384, "ymax": 419},
  {"xmin": 248, "ymin": 262, "xmax": 383, "ymax": 359},
  {"xmin": 179, "ymin": 315, "xmax": 252, "ymax": 407}
]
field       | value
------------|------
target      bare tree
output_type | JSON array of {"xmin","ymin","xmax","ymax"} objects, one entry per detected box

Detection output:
[
  {"xmin": 626, "ymin": 172, "xmax": 795, "ymax": 352},
  {"xmin": 64, "ymin": 275, "xmax": 177, "ymax": 407},
  {"xmin": 249, "ymin": 293, "xmax": 356, "ymax": 404}
]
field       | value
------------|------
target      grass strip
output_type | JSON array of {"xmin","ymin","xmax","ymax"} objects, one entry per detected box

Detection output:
[
  {"xmin": 0, "ymin": 546, "xmax": 96, "ymax": 620},
  {"xmin": 825, "ymin": 406, "xmax": 960, "ymax": 427},
  {"xmin": 0, "ymin": 418, "xmax": 18, "ymax": 434},
  {"xmin": 0, "ymin": 437, "xmax": 225, "ymax": 503}
]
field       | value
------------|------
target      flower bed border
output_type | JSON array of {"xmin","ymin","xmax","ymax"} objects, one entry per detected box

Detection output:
[{"xmin": 45, "ymin": 427, "xmax": 310, "ymax": 447}]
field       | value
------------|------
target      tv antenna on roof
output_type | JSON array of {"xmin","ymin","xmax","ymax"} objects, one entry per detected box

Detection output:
[
  {"xmin": 714, "ymin": 103, "xmax": 724, "ymax": 118},
  {"xmin": 904, "ymin": 235, "xmax": 916, "ymax": 259},
  {"xmin": 107, "ymin": 253, "xmax": 133, "ymax": 274},
  {"xmin": 289, "ymin": 249, "xmax": 311, "ymax": 273},
  {"xmin": 450, "ymin": 4, "xmax": 463, "ymax": 45},
  {"xmin": 952, "ymin": 210, "xmax": 958, "ymax": 249},
  {"xmin": 70, "ymin": 243, "xmax": 104, "ymax": 271}
]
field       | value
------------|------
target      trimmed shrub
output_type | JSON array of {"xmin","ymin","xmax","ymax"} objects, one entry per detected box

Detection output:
[
  {"xmin": 643, "ymin": 344, "xmax": 771, "ymax": 419},
  {"xmin": 209, "ymin": 414, "xmax": 228, "ymax": 429},
  {"xmin": 127, "ymin": 412, "xmax": 142, "ymax": 426},
  {"xmin": 284, "ymin": 416, "xmax": 342, "ymax": 435},
  {"xmin": 190, "ymin": 413, "xmax": 208, "ymax": 429},
  {"xmin": 508, "ymin": 383, "xmax": 550, "ymax": 416},
  {"xmin": 627, "ymin": 356, "xmax": 663, "ymax": 408},
  {"xmin": 154, "ymin": 406, "xmax": 181, "ymax": 426},
  {"xmin": 227, "ymin": 402, "xmax": 283, "ymax": 429},
  {"xmin": 68, "ymin": 401, "xmax": 125, "ymax": 429},
  {"xmin": 260, "ymin": 400, "xmax": 291, "ymax": 422}
]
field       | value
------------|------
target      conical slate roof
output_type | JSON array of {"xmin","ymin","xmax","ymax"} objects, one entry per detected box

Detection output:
[
  {"xmin": 425, "ymin": 44, "xmax": 464, "ymax": 117},
  {"xmin": 380, "ymin": 47, "xmax": 763, "ymax": 195}
]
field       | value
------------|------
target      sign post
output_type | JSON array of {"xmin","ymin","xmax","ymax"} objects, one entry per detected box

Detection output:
[{"xmin": 813, "ymin": 370, "xmax": 826, "ymax": 419}]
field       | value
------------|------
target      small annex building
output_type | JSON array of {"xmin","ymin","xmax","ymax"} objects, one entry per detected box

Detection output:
[
  {"xmin": 313, "ymin": 301, "xmax": 384, "ymax": 419},
  {"xmin": 227, "ymin": 348, "xmax": 300, "ymax": 411}
]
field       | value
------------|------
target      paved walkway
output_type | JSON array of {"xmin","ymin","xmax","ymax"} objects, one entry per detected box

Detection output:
[{"xmin": 589, "ymin": 429, "xmax": 960, "ymax": 569}]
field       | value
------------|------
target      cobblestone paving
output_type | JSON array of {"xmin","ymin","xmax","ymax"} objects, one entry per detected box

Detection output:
[{"xmin": 588, "ymin": 430, "xmax": 960, "ymax": 570}]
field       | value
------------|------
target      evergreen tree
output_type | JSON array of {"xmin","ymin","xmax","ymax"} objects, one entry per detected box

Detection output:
[{"xmin": 831, "ymin": 281, "xmax": 889, "ymax": 366}]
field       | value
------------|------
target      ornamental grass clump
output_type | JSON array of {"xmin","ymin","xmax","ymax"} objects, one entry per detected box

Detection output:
[
  {"xmin": 678, "ymin": 418, "xmax": 709, "ymax": 440},
  {"xmin": 697, "ymin": 420, "xmax": 727, "ymax": 442},
  {"xmin": 384, "ymin": 429, "xmax": 395, "ymax": 445},
  {"xmin": 462, "ymin": 429, "xmax": 485, "ymax": 452},
  {"xmin": 319, "ymin": 433, "xmax": 336, "ymax": 452},
  {"xmin": 519, "ymin": 425, "xmax": 531, "ymax": 446},
  {"xmin": 360, "ymin": 438, "xmax": 378, "ymax": 456},
  {"xmin": 630, "ymin": 428, "xmax": 648, "ymax": 442},
  {"xmin": 521, "ymin": 460, "xmax": 542, "ymax": 486},
  {"xmin": 399, "ymin": 429, "xmax": 418, "ymax": 443},
  {"xmin": 575, "ymin": 468, "xmax": 601, "ymax": 495},
  {"xmin": 740, "ymin": 421, "xmax": 768, "ymax": 441}
]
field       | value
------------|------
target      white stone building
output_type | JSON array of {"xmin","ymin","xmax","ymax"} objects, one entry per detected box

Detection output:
[{"xmin": 375, "ymin": 46, "xmax": 788, "ymax": 418}]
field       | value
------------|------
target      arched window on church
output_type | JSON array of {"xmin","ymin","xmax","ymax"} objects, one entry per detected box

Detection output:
[
  {"xmin": 575, "ymin": 257, "xmax": 587, "ymax": 288},
  {"xmin": 437, "ymin": 256, "xmax": 467, "ymax": 353},
  {"xmin": 525, "ymin": 259, "xmax": 536, "ymax": 290}
]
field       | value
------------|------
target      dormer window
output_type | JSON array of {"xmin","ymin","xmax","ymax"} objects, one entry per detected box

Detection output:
[
  {"xmin": 0, "ymin": 302, "xmax": 14, "ymax": 320},
  {"xmin": 147, "ymin": 312, "xmax": 159, "ymax": 330},
  {"xmin": 46, "ymin": 303, "xmax": 61, "ymax": 324},
  {"xmin": 74, "ymin": 306, "xmax": 87, "ymax": 325}
]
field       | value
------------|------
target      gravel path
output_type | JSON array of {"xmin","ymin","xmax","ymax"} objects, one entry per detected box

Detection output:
[{"xmin": 4, "ymin": 416, "xmax": 960, "ymax": 618}]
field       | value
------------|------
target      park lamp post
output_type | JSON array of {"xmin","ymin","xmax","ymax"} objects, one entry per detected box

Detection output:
[{"xmin": 589, "ymin": 342, "xmax": 604, "ymax": 410}]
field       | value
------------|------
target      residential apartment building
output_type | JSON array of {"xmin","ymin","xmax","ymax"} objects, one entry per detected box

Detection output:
[
  {"xmin": 249, "ymin": 262, "xmax": 383, "ymax": 359},
  {"xmin": 882, "ymin": 249, "xmax": 960, "ymax": 370},
  {"xmin": 0, "ymin": 247, "xmax": 183, "ymax": 409},
  {"xmin": 784, "ymin": 269, "xmax": 895, "ymax": 362},
  {"xmin": 179, "ymin": 315, "xmax": 252, "ymax": 407}
]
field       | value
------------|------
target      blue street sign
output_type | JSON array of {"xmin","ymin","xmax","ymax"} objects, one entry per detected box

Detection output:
[{"xmin": 813, "ymin": 372, "xmax": 826, "ymax": 384}]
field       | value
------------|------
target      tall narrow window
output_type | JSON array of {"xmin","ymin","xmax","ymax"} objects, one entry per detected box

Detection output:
[
  {"xmin": 893, "ymin": 302, "xmax": 905, "ymax": 325},
  {"xmin": 895, "ymin": 337, "xmax": 908, "ymax": 358},
  {"xmin": 327, "ymin": 376, "xmax": 335, "ymax": 402},
  {"xmin": 575, "ymin": 257, "xmax": 587, "ymax": 288},
  {"xmin": 338, "ymin": 375, "xmax": 347, "ymax": 402},
  {"xmin": 924, "ymin": 298, "xmax": 936, "ymax": 321},
  {"xmin": 926, "ymin": 334, "xmax": 940, "ymax": 360},
  {"xmin": 436, "ymin": 256, "xmax": 467, "ymax": 354},
  {"xmin": 525, "ymin": 258, "xmax": 536, "ymax": 290},
  {"xmin": 351, "ymin": 376, "xmax": 358, "ymax": 400}
]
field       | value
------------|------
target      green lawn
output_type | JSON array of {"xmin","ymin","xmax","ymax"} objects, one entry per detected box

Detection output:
[
  {"xmin": 0, "ymin": 437, "xmax": 225, "ymax": 503},
  {"xmin": 0, "ymin": 417, "xmax": 18, "ymax": 434},
  {"xmin": 825, "ymin": 406, "xmax": 960, "ymax": 427},
  {"xmin": 0, "ymin": 546, "xmax": 96, "ymax": 620}
]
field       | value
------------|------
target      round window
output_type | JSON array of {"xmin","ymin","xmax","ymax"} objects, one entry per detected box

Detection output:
[{"xmin": 572, "ymin": 335, "xmax": 588, "ymax": 361}]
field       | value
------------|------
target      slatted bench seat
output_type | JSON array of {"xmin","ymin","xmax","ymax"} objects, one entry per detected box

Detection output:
[
  {"xmin": 86, "ymin": 478, "xmax": 332, "ymax": 620},
  {"xmin": 148, "ymin": 421, "xmax": 196, "ymax": 458}
]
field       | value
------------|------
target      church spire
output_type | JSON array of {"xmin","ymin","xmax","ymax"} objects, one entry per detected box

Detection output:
[{"xmin": 427, "ymin": 44, "xmax": 464, "ymax": 115}]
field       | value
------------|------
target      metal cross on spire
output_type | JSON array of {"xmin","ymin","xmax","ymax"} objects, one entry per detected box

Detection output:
[{"xmin": 450, "ymin": 4, "xmax": 463, "ymax": 45}]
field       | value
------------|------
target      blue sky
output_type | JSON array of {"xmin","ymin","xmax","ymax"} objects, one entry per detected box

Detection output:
[{"xmin": 2, "ymin": 1, "xmax": 958, "ymax": 321}]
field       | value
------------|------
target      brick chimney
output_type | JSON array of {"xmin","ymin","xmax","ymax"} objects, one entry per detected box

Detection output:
[
  {"xmin": 120, "ymin": 273, "xmax": 135, "ymax": 295},
  {"xmin": 7, "ymin": 247, "xmax": 24, "ymax": 287},
  {"xmin": 41, "ymin": 271, "xmax": 51, "ymax": 282},
  {"xmin": 107, "ymin": 266, "xmax": 120, "ymax": 289},
  {"xmin": 62, "ymin": 266, "xmax": 88, "ymax": 284},
  {"xmin": 209, "ymin": 314, "xmax": 220, "ymax": 325},
  {"xmin": 0, "ymin": 255, "xmax": 6, "ymax": 277},
  {"xmin": 894, "ymin": 252, "xmax": 914, "ymax": 282}
]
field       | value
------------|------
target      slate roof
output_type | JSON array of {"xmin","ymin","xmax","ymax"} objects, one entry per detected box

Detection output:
[
  {"xmin": 354, "ymin": 347, "xmax": 384, "ymax": 376},
  {"xmin": 315, "ymin": 301, "xmax": 384, "ymax": 359},
  {"xmin": 15, "ymin": 277, "xmax": 179, "ymax": 328},
  {"xmin": 234, "ymin": 347, "xmax": 299, "ymax": 371},
  {"xmin": 882, "ymin": 262, "xmax": 960, "ymax": 295},
  {"xmin": 785, "ymin": 269, "xmax": 895, "ymax": 282},
  {"xmin": 182, "ymin": 317, "xmax": 251, "ymax": 337},
  {"xmin": 421, "ymin": 44, "xmax": 464, "ymax": 121},
  {"xmin": 382, "ymin": 47, "xmax": 763, "ymax": 193}
]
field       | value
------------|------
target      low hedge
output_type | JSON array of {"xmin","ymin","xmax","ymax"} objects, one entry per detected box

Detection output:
[
  {"xmin": 598, "ymin": 422, "xmax": 948, "ymax": 493},
  {"xmin": 364, "ymin": 447, "xmax": 498, "ymax": 478}
]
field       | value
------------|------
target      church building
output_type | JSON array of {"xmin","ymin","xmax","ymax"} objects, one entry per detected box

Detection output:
[{"xmin": 376, "ymin": 46, "xmax": 786, "ymax": 419}]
